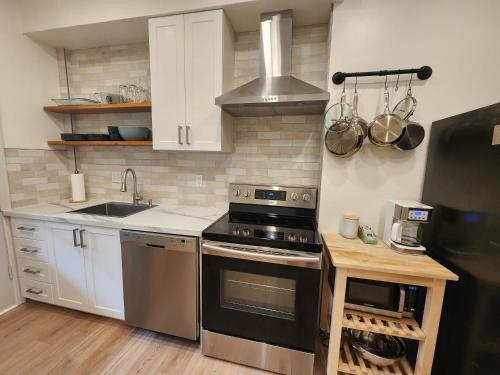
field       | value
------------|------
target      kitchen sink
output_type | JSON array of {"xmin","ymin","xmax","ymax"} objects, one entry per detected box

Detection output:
[{"xmin": 70, "ymin": 202, "xmax": 154, "ymax": 218}]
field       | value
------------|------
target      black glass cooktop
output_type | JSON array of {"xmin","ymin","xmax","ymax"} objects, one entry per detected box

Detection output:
[{"xmin": 203, "ymin": 210, "xmax": 323, "ymax": 253}]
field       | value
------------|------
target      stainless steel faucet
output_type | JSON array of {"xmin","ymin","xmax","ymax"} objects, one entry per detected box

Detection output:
[{"xmin": 120, "ymin": 168, "xmax": 143, "ymax": 205}]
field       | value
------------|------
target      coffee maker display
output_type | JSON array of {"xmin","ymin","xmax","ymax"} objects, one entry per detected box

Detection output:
[{"xmin": 383, "ymin": 200, "xmax": 433, "ymax": 255}]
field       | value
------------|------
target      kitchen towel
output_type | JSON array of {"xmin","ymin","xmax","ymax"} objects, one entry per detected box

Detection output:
[{"xmin": 70, "ymin": 173, "xmax": 86, "ymax": 202}]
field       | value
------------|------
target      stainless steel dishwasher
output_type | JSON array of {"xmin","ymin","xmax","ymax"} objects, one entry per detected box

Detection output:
[{"xmin": 120, "ymin": 230, "xmax": 198, "ymax": 340}]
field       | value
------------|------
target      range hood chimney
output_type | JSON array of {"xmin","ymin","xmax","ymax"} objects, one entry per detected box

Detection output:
[{"xmin": 215, "ymin": 10, "xmax": 330, "ymax": 117}]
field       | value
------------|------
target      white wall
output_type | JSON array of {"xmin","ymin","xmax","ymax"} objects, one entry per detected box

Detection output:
[
  {"xmin": 319, "ymin": 0, "xmax": 500, "ymax": 234},
  {"xmin": 0, "ymin": 0, "xmax": 62, "ymax": 149},
  {"xmin": 0, "ymin": 111, "xmax": 16, "ymax": 313}
]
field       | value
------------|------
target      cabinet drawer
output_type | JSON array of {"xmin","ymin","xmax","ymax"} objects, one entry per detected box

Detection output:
[
  {"xmin": 14, "ymin": 238, "xmax": 49, "ymax": 262},
  {"xmin": 12, "ymin": 219, "xmax": 46, "ymax": 241},
  {"xmin": 20, "ymin": 278, "xmax": 54, "ymax": 304},
  {"xmin": 17, "ymin": 258, "xmax": 52, "ymax": 283}
]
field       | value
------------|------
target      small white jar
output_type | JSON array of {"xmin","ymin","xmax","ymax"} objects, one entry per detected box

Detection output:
[{"xmin": 339, "ymin": 214, "xmax": 359, "ymax": 239}]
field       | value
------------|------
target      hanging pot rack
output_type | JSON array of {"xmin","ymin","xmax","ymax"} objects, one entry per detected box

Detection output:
[{"xmin": 332, "ymin": 65, "xmax": 432, "ymax": 85}]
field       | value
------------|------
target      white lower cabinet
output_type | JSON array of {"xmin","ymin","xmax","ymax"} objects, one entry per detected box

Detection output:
[
  {"xmin": 82, "ymin": 226, "xmax": 124, "ymax": 319},
  {"xmin": 42, "ymin": 222, "xmax": 124, "ymax": 319},
  {"xmin": 48, "ymin": 222, "xmax": 89, "ymax": 311}
]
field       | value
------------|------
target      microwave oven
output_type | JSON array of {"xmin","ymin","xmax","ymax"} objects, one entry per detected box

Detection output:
[{"xmin": 342, "ymin": 277, "xmax": 421, "ymax": 318}]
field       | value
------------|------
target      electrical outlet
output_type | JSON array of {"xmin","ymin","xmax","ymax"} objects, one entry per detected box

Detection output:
[
  {"xmin": 195, "ymin": 175, "xmax": 203, "ymax": 187},
  {"xmin": 112, "ymin": 172, "xmax": 122, "ymax": 183}
]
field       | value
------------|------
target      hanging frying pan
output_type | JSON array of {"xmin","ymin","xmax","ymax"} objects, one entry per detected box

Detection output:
[
  {"xmin": 325, "ymin": 121, "xmax": 364, "ymax": 158},
  {"xmin": 368, "ymin": 85, "xmax": 405, "ymax": 146}
]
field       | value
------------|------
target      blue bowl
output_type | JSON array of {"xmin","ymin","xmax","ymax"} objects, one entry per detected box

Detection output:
[{"xmin": 118, "ymin": 127, "xmax": 151, "ymax": 141}]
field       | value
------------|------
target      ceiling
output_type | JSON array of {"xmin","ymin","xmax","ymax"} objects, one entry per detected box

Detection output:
[{"xmin": 24, "ymin": 0, "xmax": 332, "ymax": 50}]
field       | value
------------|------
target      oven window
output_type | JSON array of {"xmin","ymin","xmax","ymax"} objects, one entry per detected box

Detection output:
[{"xmin": 221, "ymin": 270, "xmax": 296, "ymax": 320}]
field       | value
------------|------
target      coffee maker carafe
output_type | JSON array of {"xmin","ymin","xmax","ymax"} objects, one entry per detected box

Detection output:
[{"xmin": 383, "ymin": 200, "xmax": 432, "ymax": 254}]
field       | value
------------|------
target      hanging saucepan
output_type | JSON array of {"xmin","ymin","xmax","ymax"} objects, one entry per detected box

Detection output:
[
  {"xmin": 368, "ymin": 82, "xmax": 405, "ymax": 147},
  {"xmin": 323, "ymin": 89, "xmax": 353, "ymax": 131},
  {"xmin": 393, "ymin": 122, "xmax": 425, "ymax": 150},
  {"xmin": 392, "ymin": 74, "xmax": 425, "ymax": 151}
]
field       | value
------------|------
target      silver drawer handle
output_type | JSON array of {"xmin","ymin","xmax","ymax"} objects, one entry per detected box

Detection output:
[
  {"xmin": 17, "ymin": 226, "xmax": 36, "ymax": 232},
  {"xmin": 26, "ymin": 288, "xmax": 43, "ymax": 295},
  {"xmin": 186, "ymin": 125, "xmax": 191, "ymax": 145},
  {"xmin": 20, "ymin": 247, "xmax": 39, "ymax": 253},
  {"xmin": 178, "ymin": 126, "xmax": 183, "ymax": 144},
  {"xmin": 23, "ymin": 268, "xmax": 41, "ymax": 275}
]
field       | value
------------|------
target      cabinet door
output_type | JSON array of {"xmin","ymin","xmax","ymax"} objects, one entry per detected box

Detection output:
[
  {"xmin": 184, "ymin": 10, "xmax": 224, "ymax": 151},
  {"xmin": 48, "ymin": 223, "xmax": 88, "ymax": 310},
  {"xmin": 149, "ymin": 15, "xmax": 186, "ymax": 150},
  {"xmin": 82, "ymin": 226, "xmax": 124, "ymax": 319}
]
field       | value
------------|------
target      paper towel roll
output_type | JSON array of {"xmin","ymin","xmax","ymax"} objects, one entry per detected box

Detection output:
[{"xmin": 71, "ymin": 173, "xmax": 86, "ymax": 202}]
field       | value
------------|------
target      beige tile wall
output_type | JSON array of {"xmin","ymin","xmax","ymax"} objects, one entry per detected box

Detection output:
[
  {"xmin": 6, "ymin": 24, "xmax": 329, "ymax": 208},
  {"xmin": 5, "ymin": 149, "xmax": 71, "ymax": 207}
]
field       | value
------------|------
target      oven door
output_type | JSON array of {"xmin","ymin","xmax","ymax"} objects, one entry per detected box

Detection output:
[{"xmin": 202, "ymin": 241, "xmax": 321, "ymax": 352}]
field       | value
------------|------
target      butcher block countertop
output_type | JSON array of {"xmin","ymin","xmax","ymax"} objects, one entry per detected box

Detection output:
[{"xmin": 322, "ymin": 232, "xmax": 458, "ymax": 281}]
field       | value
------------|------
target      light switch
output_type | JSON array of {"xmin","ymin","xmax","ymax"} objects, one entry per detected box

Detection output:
[
  {"xmin": 195, "ymin": 175, "xmax": 203, "ymax": 187},
  {"xmin": 112, "ymin": 172, "xmax": 122, "ymax": 183}
]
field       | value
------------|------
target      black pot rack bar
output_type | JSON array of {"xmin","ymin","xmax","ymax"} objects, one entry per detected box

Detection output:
[{"xmin": 332, "ymin": 65, "xmax": 432, "ymax": 85}]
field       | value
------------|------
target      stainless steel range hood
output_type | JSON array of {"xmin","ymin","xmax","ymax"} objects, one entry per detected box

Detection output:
[{"xmin": 215, "ymin": 10, "xmax": 330, "ymax": 117}]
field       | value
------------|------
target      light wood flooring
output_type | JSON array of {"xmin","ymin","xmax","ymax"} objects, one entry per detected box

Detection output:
[{"xmin": 0, "ymin": 301, "xmax": 327, "ymax": 375}]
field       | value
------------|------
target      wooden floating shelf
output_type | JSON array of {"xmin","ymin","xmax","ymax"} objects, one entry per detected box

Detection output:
[
  {"xmin": 339, "ymin": 337, "xmax": 414, "ymax": 375},
  {"xmin": 343, "ymin": 309, "xmax": 426, "ymax": 341},
  {"xmin": 43, "ymin": 101, "xmax": 151, "ymax": 114},
  {"xmin": 47, "ymin": 140, "xmax": 152, "ymax": 147}
]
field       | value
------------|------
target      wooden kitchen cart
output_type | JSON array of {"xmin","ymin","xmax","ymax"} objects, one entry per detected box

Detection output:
[{"xmin": 321, "ymin": 233, "xmax": 458, "ymax": 375}]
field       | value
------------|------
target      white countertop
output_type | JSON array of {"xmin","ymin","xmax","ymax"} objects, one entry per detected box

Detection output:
[{"xmin": 2, "ymin": 200, "xmax": 227, "ymax": 237}]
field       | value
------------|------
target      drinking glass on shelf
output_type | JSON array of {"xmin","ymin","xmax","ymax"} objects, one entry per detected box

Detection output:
[
  {"xmin": 119, "ymin": 85, "xmax": 128, "ymax": 103},
  {"xmin": 129, "ymin": 85, "xmax": 139, "ymax": 103}
]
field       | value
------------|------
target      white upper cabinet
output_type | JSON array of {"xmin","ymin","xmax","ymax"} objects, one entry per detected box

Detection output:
[{"xmin": 149, "ymin": 10, "xmax": 235, "ymax": 152}]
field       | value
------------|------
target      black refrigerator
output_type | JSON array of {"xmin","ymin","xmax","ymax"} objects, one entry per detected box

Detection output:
[{"xmin": 421, "ymin": 103, "xmax": 500, "ymax": 375}]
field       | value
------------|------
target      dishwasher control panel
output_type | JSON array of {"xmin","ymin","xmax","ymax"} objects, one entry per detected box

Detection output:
[{"xmin": 120, "ymin": 230, "xmax": 197, "ymax": 253}]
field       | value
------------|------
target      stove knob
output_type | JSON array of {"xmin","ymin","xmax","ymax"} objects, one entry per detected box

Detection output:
[
  {"xmin": 299, "ymin": 235, "xmax": 307, "ymax": 243},
  {"xmin": 232, "ymin": 189, "xmax": 240, "ymax": 197},
  {"xmin": 302, "ymin": 193, "xmax": 311, "ymax": 202},
  {"xmin": 232, "ymin": 228, "xmax": 240, "ymax": 235},
  {"xmin": 290, "ymin": 192, "xmax": 299, "ymax": 201},
  {"xmin": 243, "ymin": 228, "xmax": 250, "ymax": 236},
  {"xmin": 288, "ymin": 234, "xmax": 296, "ymax": 242},
  {"xmin": 243, "ymin": 190, "xmax": 251, "ymax": 198}
]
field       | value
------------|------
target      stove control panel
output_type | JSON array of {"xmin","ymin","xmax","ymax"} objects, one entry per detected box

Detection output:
[
  {"xmin": 229, "ymin": 224, "xmax": 312, "ymax": 243},
  {"xmin": 229, "ymin": 183, "xmax": 317, "ymax": 209}
]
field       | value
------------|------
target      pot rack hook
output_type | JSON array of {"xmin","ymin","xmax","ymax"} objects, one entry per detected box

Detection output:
[
  {"xmin": 384, "ymin": 75, "xmax": 388, "ymax": 91},
  {"xmin": 354, "ymin": 75, "xmax": 358, "ymax": 93},
  {"xmin": 395, "ymin": 73, "xmax": 400, "ymax": 92},
  {"xmin": 407, "ymin": 73, "xmax": 414, "ymax": 95}
]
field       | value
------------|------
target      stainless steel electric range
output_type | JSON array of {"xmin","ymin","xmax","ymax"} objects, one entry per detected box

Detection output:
[{"xmin": 201, "ymin": 183, "xmax": 322, "ymax": 375}]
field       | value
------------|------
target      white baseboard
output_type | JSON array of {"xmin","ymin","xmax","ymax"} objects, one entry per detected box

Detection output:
[{"xmin": 0, "ymin": 303, "xmax": 19, "ymax": 316}]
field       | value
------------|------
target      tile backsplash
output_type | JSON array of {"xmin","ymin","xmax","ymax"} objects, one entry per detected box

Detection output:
[{"xmin": 6, "ymin": 24, "xmax": 329, "ymax": 208}]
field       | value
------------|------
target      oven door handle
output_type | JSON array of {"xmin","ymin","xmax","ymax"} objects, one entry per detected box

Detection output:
[{"xmin": 202, "ymin": 243, "xmax": 321, "ymax": 268}]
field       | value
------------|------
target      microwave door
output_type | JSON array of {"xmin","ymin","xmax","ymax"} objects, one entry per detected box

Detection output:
[{"xmin": 344, "ymin": 279, "xmax": 405, "ymax": 318}]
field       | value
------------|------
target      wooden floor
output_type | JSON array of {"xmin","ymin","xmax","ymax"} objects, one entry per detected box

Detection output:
[{"xmin": 0, "ymin": 302, "xmax": 327, "ymax": 375}]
